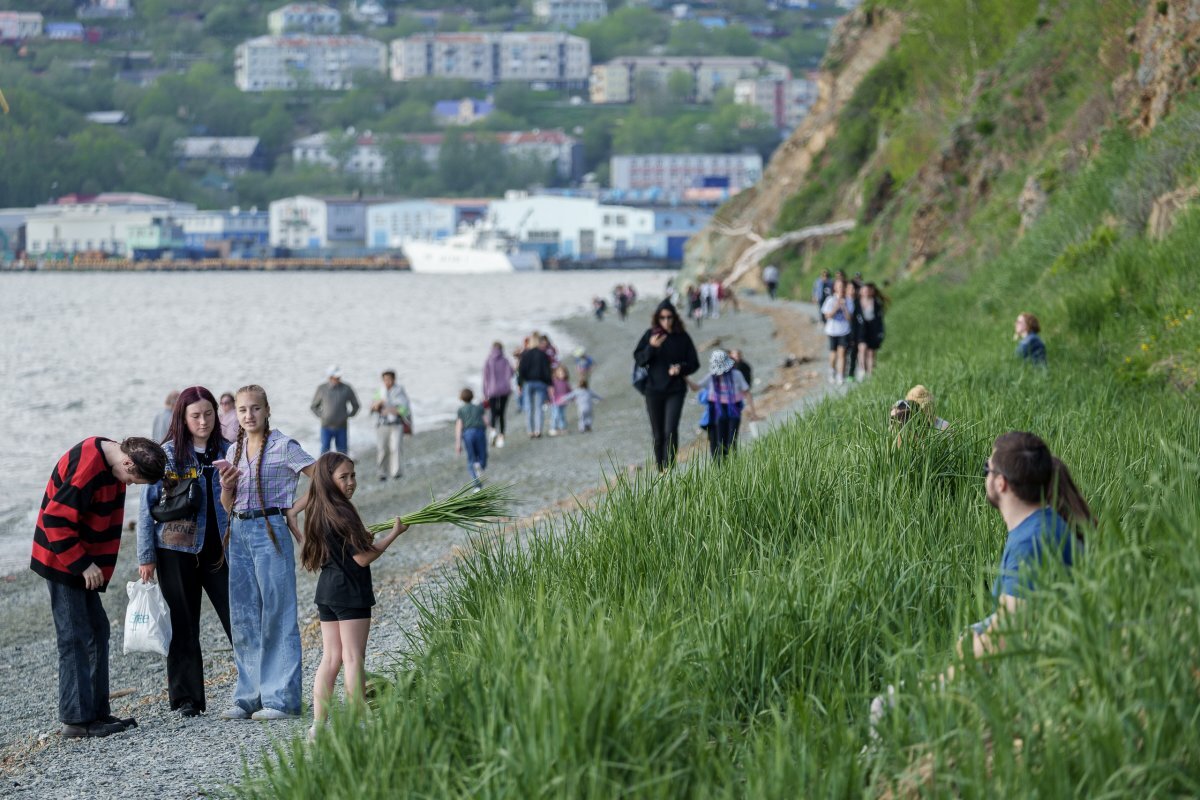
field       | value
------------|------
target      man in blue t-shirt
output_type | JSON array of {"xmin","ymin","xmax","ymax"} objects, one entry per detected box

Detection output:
[
  {"xmin": 871, "ymin": 432, "xmax": 1094, "ymax": 731},
  {"xmin": 967, "ymin": 431, "xmax": 1091, "ymax": 659}
]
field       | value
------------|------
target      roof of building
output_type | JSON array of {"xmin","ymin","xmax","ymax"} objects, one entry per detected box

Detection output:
[
  {"xmin": 176, "ymin": 137, "xmax": 262, "ymax": 158},
  {"xmin": 241, "ymin": 34, "xmax": 383, "ymax": 48},
  {"xmin": 272, "ymin": 3, "xmax": 340, "ymax": 14},
  {"xmin": 432, "ymin": 98, "xmax": 495, "ymax": 118},
  {"xmin": 400, "ymin": 31, "xmax": 584, "ymax": 44},
  {"xmin": 600, "ymin": 55, "xmax": 786, "ymax": 69},
  {"xmin": 403, "ymin": 129, "xmax": 577, "ymax": 147},
  {"xmin": 52, "ymin": 192, "xmax": 184, "ymax": 206}
]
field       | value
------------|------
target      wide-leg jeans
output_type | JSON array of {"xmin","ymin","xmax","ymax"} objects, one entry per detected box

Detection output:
[{"xmin": 227, "ymin": 514, "xmax": 302, "ymax": 715}]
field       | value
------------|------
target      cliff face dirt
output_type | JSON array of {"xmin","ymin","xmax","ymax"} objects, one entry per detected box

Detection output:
[
  {"xmin": 1119, "ymin": 0, "xmax": 1200, "ymax": 134},
  {"xmin": 680, "ymin": 7, "xmax": 903, "ymax": 287}
]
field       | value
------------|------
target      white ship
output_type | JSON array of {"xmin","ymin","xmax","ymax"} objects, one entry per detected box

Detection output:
[{"xmin": 402, "ymin": 219, "xmax": 542, "ymax": 274}]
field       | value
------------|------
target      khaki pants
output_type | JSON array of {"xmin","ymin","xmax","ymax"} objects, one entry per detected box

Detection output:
[{"xmin": 376, "ymin": 424, "xmax": 403, "ymax": 479}]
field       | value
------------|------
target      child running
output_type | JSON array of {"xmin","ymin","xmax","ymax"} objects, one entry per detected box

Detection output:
[
  {"xmin": 548, "ymin": 365, "xmax": 573, "ymax": 437},
  {"xmin": 218, "ymin": 384, "xmax": 315, "ymax": 722},
  {"xmin": 558, "ymin": 379, "xmax": 603, "ymax": 433},
  {"xmin": 299, "ymin": 452, "xmax": 408, "ymax": 741},
  {"xmin": 454, "ymin": 388, "xmax": 488, "ymax": 488}
]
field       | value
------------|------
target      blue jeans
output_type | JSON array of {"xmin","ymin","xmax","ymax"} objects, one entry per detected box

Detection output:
[
  {"xmin": 47, "ymin": 580, "xmax": 110, "ymax": 724},
  {"xmin": 551, "ymin": 403, "xmax": 567, "ymax": 432},
  {"xmin": 320, "ymin": 426, "xmax": 348, "ymax": 454},
  {"xmin": 523, "ymin": 380, "xmax": 547, "ymax": 434},
  {"xmin": 227, "ymin": 515, "xmax": 302, "ymax": 715},
  {"xmin": 462, "ymin": 426, "xmax": 488, "ymax": 484}
]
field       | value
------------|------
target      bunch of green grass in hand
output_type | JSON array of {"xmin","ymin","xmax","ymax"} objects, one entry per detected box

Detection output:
[{"xmin": 367, "ymin": 482, "xmax": 515, "ymax": 535}]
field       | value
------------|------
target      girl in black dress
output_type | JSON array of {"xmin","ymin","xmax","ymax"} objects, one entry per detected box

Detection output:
[{"xmin": 299, "ymin": 452, "xmax": 409, "ymax": 740}]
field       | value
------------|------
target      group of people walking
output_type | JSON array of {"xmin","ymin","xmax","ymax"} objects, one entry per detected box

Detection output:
[{"xmin": 812, "ymin": 269, "xmax": 887, "ymax": 385}]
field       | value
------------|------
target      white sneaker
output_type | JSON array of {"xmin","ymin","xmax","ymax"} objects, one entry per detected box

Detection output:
[
  {"xmin": 488, "ymin": 429, "xmax": 497, "ymax": 445},
  {"xmin": 307, "ymin": 724, "xmax": 318, "ymax": 743},
  {"xmin": 219, "ymin": 706, "xmax": 250, "ymax": 720},
  {"xmin": 495, "ymin": 435, "xmax": 505, "ymax": 448},
  {"xmin": 251, "ymin": 708, "xmax": 298, "ymax": 721},
  {"xmin": 836, "ymin": 375, "xmax": 845, "ymax": 386}
]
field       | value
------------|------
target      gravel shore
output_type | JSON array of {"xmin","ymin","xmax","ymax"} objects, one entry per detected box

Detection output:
[{"xmin": 0, "ymin": 297, "xmax": 831, "ymax": 799}]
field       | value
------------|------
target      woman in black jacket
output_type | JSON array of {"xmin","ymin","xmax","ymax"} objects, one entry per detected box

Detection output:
[
  {"xmin": 633, "ymin": 300, "xmax": 700, "ymax": 470},
  {"xmin": 854, "ymin": 282, "xmax": 886, "ymax": 378}
]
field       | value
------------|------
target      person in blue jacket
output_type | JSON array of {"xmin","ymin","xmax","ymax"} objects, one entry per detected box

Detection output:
[{"xmin": 1014, "ymin": 312, "xmax": 1047, "ymax": 365}]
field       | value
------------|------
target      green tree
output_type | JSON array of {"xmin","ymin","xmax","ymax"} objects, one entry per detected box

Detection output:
[{"xmin": 576, "ymin": 7, "xmax": 670, "ymax": 63}]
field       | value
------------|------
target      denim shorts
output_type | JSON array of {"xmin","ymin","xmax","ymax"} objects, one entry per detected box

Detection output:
[
  {"xmin": 970, "ymin": 614, "xmax": 996, "ymax": 637},
  {"xmin": 317, "ymin": 603, "xmax": 372, "ymax": 622}
]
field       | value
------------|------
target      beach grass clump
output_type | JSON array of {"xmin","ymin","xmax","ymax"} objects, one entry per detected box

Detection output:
[{"xmin": 367, "ymin": 482, "xmax": 515, "ymax": 535}]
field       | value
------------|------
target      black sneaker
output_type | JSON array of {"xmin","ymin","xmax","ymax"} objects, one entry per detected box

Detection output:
[
  {"xmin": 99, "ymin": 714, "xmax": 137, "ymax": 729},
  {"xmin": 177, "ymin": 701, "xmax": 201, "ymax": 718},
  {"xmin": 62, "ymin": 721, "xmax": 125, "ymax": 738}
]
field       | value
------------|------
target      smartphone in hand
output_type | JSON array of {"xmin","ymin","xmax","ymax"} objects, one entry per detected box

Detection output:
[{"xmin": 213, "ymin": 458, "xmax": 232, "ymax": 472}]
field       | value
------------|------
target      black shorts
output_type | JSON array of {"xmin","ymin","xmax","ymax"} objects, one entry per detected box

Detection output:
[
  {"xmin": 827, "ymin": 334, "xmax": 850, "ymax": 351},
  {"xmin": 316, "ymin": 603, "xmax": 372, "ymax": 622}
]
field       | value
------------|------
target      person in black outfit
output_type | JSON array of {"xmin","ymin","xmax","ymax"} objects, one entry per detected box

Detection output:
[
  {"xmin": 729, "ymin": 349, "xmax": 752, "ymax": 387},
  {"xmin": 633, "ymin": 300, "xmax": 700, "ymax": 470},
  {"xmin": 136, "ymin": 386, "xmax": 232, "ymax": 717},
  {"xmin": 855, "ymin": 282, "xmax": 886, "ymax": 378}
]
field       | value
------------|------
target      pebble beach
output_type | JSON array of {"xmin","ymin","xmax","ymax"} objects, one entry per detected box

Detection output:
[{"xmin": 0, "ymin": 298, "xmax": 832, "ymax": 799}]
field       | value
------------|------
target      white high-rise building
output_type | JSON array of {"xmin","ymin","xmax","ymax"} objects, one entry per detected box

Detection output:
[
  {"xmin": 590, "ymin": 56, "xmax": 789, "ymax": 104},
  {"xmin": 235, "ymin": 35, "xmax": 387, "ymax": 91},
  {"xmin": 390, "ymin": 32, "xmax": 590, "ymax": 89}
]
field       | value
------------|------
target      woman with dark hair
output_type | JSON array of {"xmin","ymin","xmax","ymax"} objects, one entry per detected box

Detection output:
[
  {"xmin": 482, "ymin": 341, "xmax": 514, "ymax": 449},
  {"xmin": 135, "ymin": 385, "xmax": 232, "ymax": 717},
  {"xmin": 633, "ymin": 300, "xmax": 700, "ymax": 470}
]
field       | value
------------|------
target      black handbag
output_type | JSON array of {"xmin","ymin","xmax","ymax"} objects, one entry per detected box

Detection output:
[{"xmin": 151, "ymin": 476, "xmax": 202, "ymax": 523}]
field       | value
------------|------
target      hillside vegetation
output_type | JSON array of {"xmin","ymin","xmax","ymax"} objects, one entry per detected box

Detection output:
[{"xmin": 238, "ymin": 1, "xmax": 1200, "ymax": 796}]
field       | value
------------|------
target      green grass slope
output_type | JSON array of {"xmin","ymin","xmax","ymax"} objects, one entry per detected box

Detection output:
[{"xmin": 237, "ymin": 2, "xmax": 1200, "ymax": 796}]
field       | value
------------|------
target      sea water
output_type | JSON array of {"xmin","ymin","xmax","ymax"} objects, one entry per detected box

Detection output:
[{"xmin": 0, "ymin": 270, "xmax": 664, "ymax": 575}]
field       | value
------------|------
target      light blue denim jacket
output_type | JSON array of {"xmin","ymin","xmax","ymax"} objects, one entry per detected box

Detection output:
[{"xmin": 136, "ymin": 440, "xmax": 230, "ymax": 565}]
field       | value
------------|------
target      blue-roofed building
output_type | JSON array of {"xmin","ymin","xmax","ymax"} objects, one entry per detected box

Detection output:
[{"xmin": 46, "ymin": 22, "xmax": 84, "ymax": 40}]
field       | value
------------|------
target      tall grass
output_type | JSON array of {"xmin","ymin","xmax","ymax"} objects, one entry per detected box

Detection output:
[{"xmin": 237, "ymin": 8, "xmax": 1200, "ymax": 798}]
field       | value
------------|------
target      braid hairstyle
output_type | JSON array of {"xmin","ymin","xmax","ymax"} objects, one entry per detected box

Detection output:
[
  {"xmin": 223, "ymin": 425, "xmax": 246, "ymax": 552},
  {"xmin": 223, "ymin": 384, "xmax": 281, "ymax": 552}
]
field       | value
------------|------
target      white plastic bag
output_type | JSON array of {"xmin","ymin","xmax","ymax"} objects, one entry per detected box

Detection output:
[{"xmin": 123, "ymin": 580, "xmax": 172, "ymax": 656}]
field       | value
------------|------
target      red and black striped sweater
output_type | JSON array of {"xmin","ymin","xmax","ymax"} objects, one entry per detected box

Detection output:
[{"xmin": 31, "ymin": 438, "xmax": 127, "ymax": 591}]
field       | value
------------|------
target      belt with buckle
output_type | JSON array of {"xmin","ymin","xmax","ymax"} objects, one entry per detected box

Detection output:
[{"xmin": 231, "ymin": 507, "xmax": 285, "ymax": 520}]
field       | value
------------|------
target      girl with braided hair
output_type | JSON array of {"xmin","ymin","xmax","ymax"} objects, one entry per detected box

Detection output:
[{"xmin": 217, "ymin": 385, "xmax": 315, "ymax": 721}]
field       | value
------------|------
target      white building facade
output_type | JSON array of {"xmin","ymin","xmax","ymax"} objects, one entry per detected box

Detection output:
[
  {"xmin": 590, "ymin": 56, "xmax": 790, "ymax": 104},
  {"xmin": 532, "ymin": 0, "xmax": 607, "ymax": 29},
  {"xmin": 269, "ymin": 195, "xmax": 369, "ymax": 250},
  {"xmin": 489, "ymin": 194, "xmax": 654, "ymax": 259},
  {"xmin": 267, "ymin": 3, "xmax": 341, "ymax": 35},
  {"xmin": 610, "ymin": 153, "xmax": 763, "ymax": 195},
  {"xmin": 390, "ymin": 32, "xmax": 590, "ymax": 89},
  {"xmin": 292, "ymin": 131, "xmax": 386, "ymax": 178},
  {"xmin": 24, "ymin": 194, "xmax": 197, "ymax": 256},
  {"xmin": 0, "ymin": 11, "xmax": 43, "ymax": 41},
  {"xmin": 236, "ymin": 35, "xmax": 387, "ymax": 91},
  {"xmin": 366, "ymin": 200, "xmax": 462, "ymax": 248}
]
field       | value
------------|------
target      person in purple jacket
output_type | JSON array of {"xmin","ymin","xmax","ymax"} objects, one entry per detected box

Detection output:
[{"xmin": 482, "ymin": 341, "xmax": 515, "ymax": 449}]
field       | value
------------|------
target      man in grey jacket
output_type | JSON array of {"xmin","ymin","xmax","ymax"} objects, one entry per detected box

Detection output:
[{"xmin": 311, "ymin": 365, "xmax": 361, "ymax": 454}]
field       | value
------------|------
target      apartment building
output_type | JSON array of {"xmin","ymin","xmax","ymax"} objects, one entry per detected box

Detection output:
[
  {"xmin": 590, "ymin": 56, "xmax": 789, "ymax": 104},
  {"xmin": 610, "ymin": 153, "xmax": 763, "ymax": 196},
  {"xmin": 267, "ymin": 3, "xmax": 341, "ymax": 35},
  {"xmin": 532, "ymin": 0, "xmax": 607, "ymax": 29},
  {"xmin": 733, "ymin": 73, "xmax": 818, "ymax": 129},
  {"xmin": 235, "ymin": 35, "xmax": 386, "ymax": 91},
  {"xmin": 389, "ymin": 32, "xmax": 590, "ymax": 89},
  {"xmin": 0, "ymin": 11, "xmax": 43, "ymax": 42}
]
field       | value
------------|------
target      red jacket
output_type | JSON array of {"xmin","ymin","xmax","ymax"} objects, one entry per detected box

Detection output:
[{"xmin": 30, "ymin": 438, "xmax": 127, "ymax": 591}]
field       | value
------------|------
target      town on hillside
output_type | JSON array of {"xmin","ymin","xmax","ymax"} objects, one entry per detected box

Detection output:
[{"xmin": 0, "ymin": 0, "xmax": 860, "ymax": 268}]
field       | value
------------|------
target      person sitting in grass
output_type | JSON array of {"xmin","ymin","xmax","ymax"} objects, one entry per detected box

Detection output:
[
  {"xmin": 890, "ymin": 385, "xmax": 950, "ymax": 447},
  {"xmin": 1014, "ymin": 312, "xmax": 1047, "ymax": 366},
  {"xmin": 871, "ymin": 431, "xmax": 1094, "ymax": 730}
]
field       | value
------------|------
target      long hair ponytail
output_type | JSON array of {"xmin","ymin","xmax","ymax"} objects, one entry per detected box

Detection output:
[{"xmin": 1050, "ymin": 456, "xmax": 1095, "ymax": 540}]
